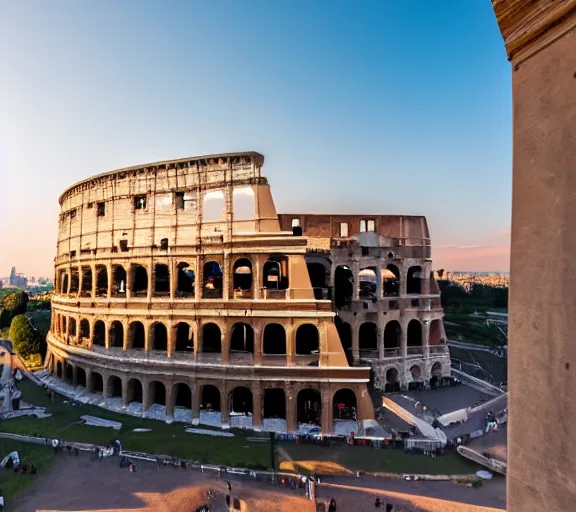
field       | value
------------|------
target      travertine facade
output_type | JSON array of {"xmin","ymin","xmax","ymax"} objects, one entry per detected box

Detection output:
[
  {"xmin": 46, "ymin": 152, "xmax": 374, "ymax": 433},
  {"xmin": 278, "ymin": 214, "xmax": 451, "ymax": 390}
]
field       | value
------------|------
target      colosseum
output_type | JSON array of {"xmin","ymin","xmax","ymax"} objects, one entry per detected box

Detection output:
[{"xmin": 46, "ymin": 151, "xmax": 450, "ymax": 433}]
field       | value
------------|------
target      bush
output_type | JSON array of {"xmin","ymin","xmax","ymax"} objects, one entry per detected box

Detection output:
[{"xmin": 9, "ymin": 314, "xmax": 41, "ymax": 358}]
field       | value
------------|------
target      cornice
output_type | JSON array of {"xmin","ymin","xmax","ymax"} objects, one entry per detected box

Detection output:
[{"xmin": 492, "ymin": 0, "xmax": 576, "ymax": 61}]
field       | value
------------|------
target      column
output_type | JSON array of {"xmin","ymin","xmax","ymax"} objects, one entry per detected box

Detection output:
[
  {"xmin": 253, "ymin": 258, "xmax": 261, "ymax": 299},
  {"xmin": 144, "ymin": 323, "xmax": 151, "ymax": 352},
  {"xmin": 422, "ymin": 264, "xmax": 431, "ymax": 295},
  {"xmin": 253, "ymin": 323, "xmax": 262, "ymax": 365},
  {"xmin": 252, "ymin": 384, "xmax": 263, "ymax": 430},
  {"xmin": 91, "ymin": 266, "xmax": 97, "ymax": 297},
  {"xmin": 286, "ymin": 324, "xmax": 295, "ymax": 366},
  {"xmin": 492, "ymin": 2, "xmax": 576, "ymax": 511},
  {"xmin": 169, "ymin": 262, "xmax": 175, "ymax": 301},
  {"xmin": 167, "ymin": 322, "xmax": 175, "ymax": 358},
  {"xmin": 88, "ymin": 321, "xmax": 94, "ymax": 348},
  {"xmin": 401, "ymin": 320, "xmax": 408, "ymax": 359},
  {"xmin": 191, "ymin": 382, "xmax": 200, "ymax": 425},
  {"xmin": 221, "ymin": 383, "xmax": 230, "ymax": 429},
  {"xmin": 195, "ymin": 256, "xmax": 203, "ymax": 300},
  {"xmin": 86, "ymin": 369, "xmax": 93, "ymax": 393},
  {"xmin": 320, "ymin": 388, "xmax": 332, "ymax": 434},
  {"xmin": 122, "ymin": 378, "xmax": 130, "ymax": 408},
  {"xmin": 378, "ymin": 323, "xmax": 385, "ymax": 360},
  {"xmin": 222, "ymin": 254, "xmax": 230, "ymax": 300},
  {"xmin": 78, "ymin": 269, "xmax": 84, "ymax": 298},
  {"xmin": 126, "ymin": 266, "xmax": 132, "ymax": 299},
  {"xmin": 423, "ymin": 321, "xmax": 431, "ymax": 359},
  {"xmin": 221, "ymin": 323, "xmax": 229, "ymax": 365},
  {"xmin": 146, "ymin": 265, "xmax": 153, "ymax": 300},
  {"xmin": 286, "ymin": 386, "xmax": 297, "ymax": 433},
  {"xmin": 351, "ymin": 319, "xmax": 360, "ymax": 362},
  {"xmin": 352, "ymin": 262, "xmax": 360, "ymax": 300},
  {"xmin": 104, "ymin": 322, "xmax": 110, "ymax": 349},
  {"xmin": 375, "ymin": 264, "xmax": 382, "ymax": 298},
  {"xmin": 165, "ymin": 383, "xmax": 175, "ymax": 418},
  {"xmin": 142, "ymin": 381, "xmax": 151, "ymax": 412},
  {"xmin": 195, "ymin": 321, "xmax": 202, "ymax": 361},
  {"xmin": 107, "ymin": 265, "xmax": 113, "ymax": 299},
  {"xmin": 122, "ymin": 319, "xmax": 129, "ymax": 351}
]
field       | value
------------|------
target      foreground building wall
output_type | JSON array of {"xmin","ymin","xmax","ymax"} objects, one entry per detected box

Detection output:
[
  {"xmin": 47, "ymin": 152, "xmax": 373, "ymax": 433},
  {"xmin": 492, "ymin": 1, "xmax": 576, "ymax": 510},
  {"xmin": 278, "ymin": 214, "xmax": 451, "ymax": 390}
]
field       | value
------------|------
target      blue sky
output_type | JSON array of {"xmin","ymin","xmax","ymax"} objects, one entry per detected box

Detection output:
[{"xmin": 0, "ymin": 0, "xmax": 511, "ymax": 276}]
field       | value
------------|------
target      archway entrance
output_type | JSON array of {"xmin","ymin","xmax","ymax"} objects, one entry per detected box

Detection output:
[
  {"xmin": 333, "ymin": 389, "xmax": 357, "ymax": 421},
  {"xmin": 384, "ymin": 368, "xmax": 400, "ymax": 393},
  {"xmin": 201, "ymin": 385, "xmax": 221, "ymax": 411},
  {"xmin": 230, "ymin": 387, "xmax": 253, "ymax": 415},
  {"xmin": 173, "ymin": 383, "xmax": 192, "ymax": 409},
  {"xmin": 297, "ymin": 388, "xmax": 321, "ymax": 425},
  {"xmin": 263, "ymin": 389, "xmax": 286, "ymax": 419},
  {"xmin": 334, "ymin": 266, "xmax": 353, "ymax": 308},
  {"xmin": 127, "ymin": 378, "xmax": 143, "ymax": 404}
]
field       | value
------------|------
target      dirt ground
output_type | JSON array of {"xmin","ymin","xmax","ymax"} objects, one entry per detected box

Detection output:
[{"xmin": 8, "ymin": 452, "xmax": 506, "ymax": 512}]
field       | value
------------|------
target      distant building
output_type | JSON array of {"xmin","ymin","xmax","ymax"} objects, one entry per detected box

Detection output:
[{"xmin": 9, "ymin": 267, "xmax": 27, "ymax": 288}]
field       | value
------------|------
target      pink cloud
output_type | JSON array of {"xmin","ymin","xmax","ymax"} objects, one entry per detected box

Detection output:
[{"xmin": 433, "ymin": 244, "xmax": 510, "ymax": 272}]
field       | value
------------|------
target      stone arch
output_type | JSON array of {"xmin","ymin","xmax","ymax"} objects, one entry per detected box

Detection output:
[
  {"xmin": 384, "ymin": 320, "xmax": 401, "ymax": 356},
  {"xmin": 174, "ymin": 322, "xmax": 194, "ymax": 353},
  {"xmin": 126, "ymin": 378, "xmax": 143, "ymax": 404},
  {"xmin": 334, "ymin": 265, "xmax": 353, "ymax": 308},
  {"xmin": 263, "ymin": 388, "xmax": 286, "ymax": 419},
  {"xmin": 201, "ymin": 384, "xmax": 221, "ymax": 411},
  {"xmin": 383, "ymin": 264, "xmax": 400, "ymax": 297},
  {"xmin": 407, "ymin": 319, "xmax": 423, "ymax": 351},
  {"xmin": 109, "ymin": 321, "xmax": 124, "ymax": 348},
  {"xmin": 335, "ymin": 317, "xmax": 353, "ymax": 365},
  {"xmin": 91, "ymin": 372, "xmax": 104, "ymax": 394},
  {"xmin": 429, "ymin": 319, "xmax": 444, "ymax": 345},
  {"xmin": 76, "ymin": 367, "xmax": 87, "ymax": 388},
  {"xmin": 60, "ymin": 270, "xmax": 69, "ymax": 295},
  {"xmin": 358, "ymin": 267, "xmax": 377, "ymax": 299},
  {"xmin": 80, "ymin": 266, "xmax": 93, "ymax": 297},
  {"xmin": 202, "ymin": 261, "xmax": 223, "ymax": 299},
  {"xmin": 407, "ymin": 266, "xmax": 423, "ymax": 295},
  {"xmin": 233, "ymin": 258, "xmax": 253, "ymax": 295},
  {"xmin": 153, "ymin": 263, "xmax": 170, "ymax": 296},
  {"xmin": 150, "ymin": 322, "xmax": 168, "ymax": 352},
  {"xmin": 295, "ymin": 324, "xmax": 319, "ymax": 355},
  {"xmin": 112, "ymin": 265, "xmax": 127, "ymax": 296},
  {"xmin": 410, "ymin": 364, "xmax": 423, "ymax": 380},
  {"xmin": 128, "ymin": 321, "xmax": 145, "ymax": 350},
  {"xmin": 173, "ymin": 382, "xmax": 192, "ymax": 409},
  {"xmin": 263, "ymin": 255, "xmax": 289, "ymax": 290},
  {"xmin": 297, "ymin": 388, "xmax": 322, "ymax": 425},
  {"xmin": 262, "ymin": 323, "xmax": 286, "ymax": 355},
  {"xmin": 384, "ymin": 367, "xmax": 400, "ymax": 393},
  {"xmin": 176, "ymin": 262, "xmax": 195, "ymax": 297},
  {"xmin": 149, "ymin": 381, "xmax": 166, "ymax": 406},
  {"xmin": 131, "ymin": 264, "xmax": 148, "ymax": 297},
  {"xmin": 107, "ymin": 375, "xmax": 122, "ymax": 398},
  {"xmin": 95, "ymin": 265, "xmax": 108, "ymax": 297},
  {"xmin": 230, "ymin": 322, "xmax": 254, "ymax": 355},
  {"xmin": 68, "ymin": 317, "xmax": 77, "ymax": 337},
  {"xmin": 306, "ymin": 258, "xmax": 329, "ymax": 290},
  {"xmin": 69, "ymin": 268, "xmax": 79, "ymax": 295},
  {"xmin": 56, "ymin": 360, "xmax": 63, "ymax": 378},
  {"xmin": 333, "ymin": 388, "xmax": 357, "ymax": 420},
  {"xmin": 93, "ymin": 320, "xmax": 105, "ymax": 347},
  {"xmin": 202, "ymin": 323, "xmax": 221, "ymax": 354},
  {"xmin": 359, "ymin": 322, "xmax": 378, "ymax": 351},
  {"xmin": 64, "ymin": 362, "xmax": 74, "ymax": 382},
  {"xmin": 229, "ymin": 386, "xmax": 253, "ymax": 415},
  {"xmin": 430, "ymin": 362, "xmax": 443, "ymax": 388}
]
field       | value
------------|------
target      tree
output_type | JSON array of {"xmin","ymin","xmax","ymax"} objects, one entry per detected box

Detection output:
[
  {"xmin": 9, "ymin": 314, "xmax": 41, "ymax": 359},
  {"xmin": 3, "ymin": 291, "xmax": 28, "ymax": 315},
  {"xmin": 0, "ymin": 308, "xmax": 11, "ymax": 329}
]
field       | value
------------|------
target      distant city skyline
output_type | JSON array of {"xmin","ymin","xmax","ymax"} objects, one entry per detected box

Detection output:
[{"xmin": 0, "ymin": 1, "xmax": 511, "ymax": 276}]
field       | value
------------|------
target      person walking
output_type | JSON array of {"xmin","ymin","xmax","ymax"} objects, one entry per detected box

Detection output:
[{"xmin": 328, "ymin": 498, "xmax": 337, "ymax": 512}]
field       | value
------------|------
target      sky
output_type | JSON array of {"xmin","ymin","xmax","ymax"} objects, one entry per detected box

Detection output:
[{"xmin": 0, "ymin": 0, "xmax": 512, "ymax": 277}]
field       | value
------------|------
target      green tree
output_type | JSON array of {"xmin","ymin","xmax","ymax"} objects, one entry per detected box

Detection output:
[
  {"xmin": 3, "ymin": 291, "xmax": 29, "ymax": 315},
  {"xmin": 0, "ymin": 308, "xmax": 11, "ymax": 329},
  {"xmin": 9, "ymin": 314, "xmax": 41, "ymax": 359},
  {"xmin": 0, "ymin": 326, "xmax": 10, "ymax": 339}
]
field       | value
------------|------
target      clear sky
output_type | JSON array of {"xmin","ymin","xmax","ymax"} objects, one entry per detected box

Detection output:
[{"xmin": 0, "ymin": 0, "xmax": 511, "ymax": 278}]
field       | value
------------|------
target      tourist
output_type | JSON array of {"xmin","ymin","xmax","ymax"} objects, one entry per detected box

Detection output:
[
  {"xmin": 374, "ymin": 496, "xmax": 381, "ymax": 508},
  {"xmin": 328, "ymin": 498, "xmax": 337, "ymax": 512},
  {"xmin": 226, "ymin": 480, "xmax": 232, "ymax": 491}
]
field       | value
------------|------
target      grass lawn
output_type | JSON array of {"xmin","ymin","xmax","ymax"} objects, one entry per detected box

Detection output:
[
  {"xmin": 278, "ymin": 442, "xmax": 482, "ymax": 476},
  {"xmin": 27, "ymin": 311, "xmax": 51, "ymax": 336},
  {"xmin": 4, "ymin": 379, "xmax": 271, "ymax": 469},
  {"xmin": 0, "ymin": 440, "xmax": 55, "ymax": 504}
]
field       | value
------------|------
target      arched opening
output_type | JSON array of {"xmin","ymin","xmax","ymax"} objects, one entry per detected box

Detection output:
[
  {"xmin": 383, "ymin": 265, "xmax": 400, "ymax": 297},
  {"xmin": 153, "ymin": 263, "xmax": 170, "ymax": 296},
  {"xmin": 150, "ymin": 322, "xmax": 168, "ymax": 352},
  {"xmin": 407, "ymin": 320, "xmax": 423, "ymax": 354},
  {"xmin": 263, "ymin": 389, "xmax": 286, "ymax": 419},
  {"xmin": 429, "ymin": 319, "xmax": 444, "ymax": 345},
  {"xmin": 68, "ymin": 318, "xmax": 77, "ymax": 337},
  {"xmin": 176, "ymin": 262, "xmax": 195, "ymax": 297},
  {"xmin": 335, "ymin": 317, "xmax": 353, "ymax": 365},
  {"xmin": 407, "ymin": 266, "xmax": 423, "ymax": 295},
  {"xmin": 76, "ymin": 367, "xmax": 86, "ymax": 388},
  {"xmin": 127, "ymin": 378, "xmax": 143, "ymax": 404},
  {"xmin": 202, "ymin": 189, "xmax": 225, "ymax": 221},
  {"xmin": 359, "ymin": 322, "xmax": 378, "ymax": 352},
  {"xmin": 202, "ymin": 261, "xmax": 223, "ymax": 299},
  {"xmin": 149, "ymin": 381, "xmax": 166, "ymax": 406},
  {"xmin": 128, "ymin": 322, "xmax": 145, "ymax": 350},
  {"xmin": 95, "ymin": 265, "xmax": 108, "ymax": 297},
  {"xmin": 112, "ymin": 265, "xmax": 126, "ymax": 297},
  {"xmin": 62, "ymin": 317, "xmax": 67, "ymax": 336},
  {"xmin": 131, "ymin": 265, "xmax": 148, "ymax": 297},
  {"xmin": 202, "ymin": 323, "xmax": 221, "ymax": 354},
  {"xmin": 64, "ymin": 362, "xmax": 73, "ymax": 382},
  {"xmin": 232, "ymin": 186, "xmax": 255, "ymax": 221},
  {"xmin": 80, "ymin": 266, "xmax": 92, "ymax": 297},
  {"xmin": 175, "ymin": 323, "xmax": 194, "ymax": 353},
  {"xmin": 334, "ymin": 265, "xmax": 353, "ymax": 308},
  {"xmin": 60, "ymin": 272, "xmax": 69, "ymax": 295},
  {"xmin": 262, "ymin": 323, "xmax": 286, "ymax": 355},
  {"xmin": 430, "ymin": 362, "xmax": 443, "ymax": 388},
  {"xmin": 107, "ymin": 376, "xmax": 122, "ymax": 398},
  {"xmin": 230, "ymin": 323, "xmax": 254, "ymax": 356},
  {"xmin": 201, "ymin": 385, "xmax": 220, "ymax": 411},
  {"xmin": 410, "ymin": 365, "xmax": 422, "ymax": 381},
  {"xmin": 385, "ymin": 368, "xmax": 400, "ymax": 393},
  {"xmin": 384, "ymin": 321, "xmax": 401, "ymax": 357},
  {"xmin": 93, "ymin": 320, "xmax": 105, "ymax": 347},
  {"xmin": 358, "ymin": 267, "xmax": 377, "ymax": 299},
  {"xmin": 297, "ymin": 388, "xmax": 321, "ymax": 425},
  {"xmin": 333, "ymin": 389, "xmax": 357, "ymax": 421},
  {"xmin": 173, "ymin": 382, "xmax": 192, "ymax": 408},
  {"xmin": 69, "ymin": 268, "xmax": 79, "ymax": 295},
  {"xmin": 80, "ymin": 319, "xmax": 90, "ymax": 340},
  {"xmin": 306, "ymin": 260, "xmax": 329, "ymax": 299},
  {"xmin": 56, "ymin": 360, "xmax": 63, "ymax": 378},
  {"xmin": 295, "ymin": 324, "xmax": 320, "ymax": 355},
  {"xmin": 233, "ymin": 258, "xmax": 253, "ymax": 298},
  {"xmin": 109, "ymin": 321, "xmax": 124, "ymax": 349},
  {"xmin": 230, "ymin": 387, "xmax": 253, "ymax": 415},
  {"xmin": 92, "ymin": 372, "xmax": 104, "ymax": 394},
  {"xmin": 263, "ymin": 256, "xmax": 289, "ymax": 291}
]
